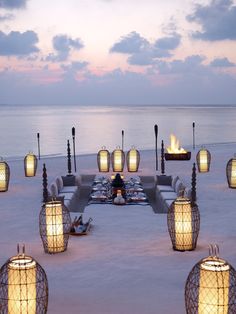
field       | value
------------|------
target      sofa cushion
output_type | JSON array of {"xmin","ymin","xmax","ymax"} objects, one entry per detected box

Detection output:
[
  {"xmin": 156, "ymin": 185, "xmax": 174, "ymax": 192},
  {"xmin": 185, "ymin": 187, "xmax": 192, "ymax": 199},
  {"xmin": 60, "ymin": 186, "xmax": 78, "ymax": 193},
  {"xmin": 50, "ymin": 183, "xmax": 58, "ymax": 197},
  {"xmin": 58, "ymin": 192, "xmax": 74, "ymax": 200},
  {"xmin": 156, "ymin": 175, "xmax": 172, "ymax": 186},
  {"xmin": 160, "ymin": 191, "xmax": 177, "ymax": 201},
  {"xmin": 171, "ymin": 176, "xmax": 179, "ymax": 190},
  {"xmin": 62, "ymin": 175, "xmax": 76, "ymax": 186},
  {"xmin": 55, "ymin": 176, "xmax": 64, "ymax": 192}
]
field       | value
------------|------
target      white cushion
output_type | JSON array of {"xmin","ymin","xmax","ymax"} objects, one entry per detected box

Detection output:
[
  {"xmin": 171, "ymin": 176, "xmax": 179, "ymax": 189},
  {"xmin": 60, "ymin": 186, "xmax": 78, "ymax": 193},
  {"xmin": 160, "ymin": 191, "xmax": 177, "ymax": 201},
  {"xmin": 156, "ymin": 185, "xmax": 174, "ymax": 192},
  {"xmin": 55, "ymin": 176, "xmax": 63, "ymax": 192},
  {"xmin": 50, "ymin": 183, "xmax": 58, "ymax": 197}
]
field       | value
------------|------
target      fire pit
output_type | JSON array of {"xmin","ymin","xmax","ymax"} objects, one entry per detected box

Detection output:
[{"xmin": 165, "ymin": 134, "xmax": 191, "ymax": 161}]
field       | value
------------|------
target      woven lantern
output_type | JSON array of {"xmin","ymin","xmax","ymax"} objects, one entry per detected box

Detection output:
[
  {"xmin": 111, "ymin": 147, "xmax": 125, "ymax": 172},
  {"xmin": 185, "ymin": 245, "xmax": 236, "ymax": 313},
  {"xmin": 39, "ymin": 200, "xmax": 71, "ymax": 254},
  {"xmin": 24, "ymin": 153, "xmax": 38, "ymax": 177},
  {"xmin": 196, "ymin": 148, "xmax": 211, "ymax": 173},
  {"xmin": 167, "ymin": 195, "xmax": 200, "ymax": 251},
  {"xmin": 97, "ymin": 147, "xmax": 110, "ymax": 172},
  {"xmin": 0, "ymin": 245, "xmax": 48, "ymax": 314},
  {"xmin": 226, "ymin": 156, "xmax": 236, "ymax": 188},
  {"xmin": 0, "ymin": 159, "xmax": 10, "ymax": 192},
  {"xmin": 126, "ymin": 147, "xmax": 140, "ymax": 172}
]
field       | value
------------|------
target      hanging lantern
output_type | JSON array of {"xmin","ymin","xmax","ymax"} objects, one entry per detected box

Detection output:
[
  {"xmin": 185, "ymin": 245, "xmax": 236, "ymax": 313},
  {"xmin": 39, "ymin": 200, "xmax": 72, "ymax": 254},
  {"xmin": 126, "ymin": 147, "xmax": 140, "ymax": 172},
  {"xmin": 196, "ymin": 148, "xmax": 211, "ymax": 173},
  {"xmin": 0, "ymin": 158, "xmax": 10, "ymax": 192},
  {"xmin": 226, "ymin": 156, "xmax": 236, "ymax": 188},
  {"xmin": 97, "ymin": 147, "xmax": 110, "ymax": 172},
  {"xmin": 167, "ymin": 195, "xmax": 200, "ymax": 251},
  {"xmin": 111, "ymin": 147, "xmax": 125, "ymax": 172},
  {"xmin": 24, "ymin": 153, "xmax": 38, "ymax": 177},
  {"xmin": 0, "ymin": 245, "xmax": 48, "ymax": 314}
]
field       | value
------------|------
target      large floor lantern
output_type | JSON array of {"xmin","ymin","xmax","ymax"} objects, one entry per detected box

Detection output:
[
  {"xmin": 226, "ymin": 155, "xmax": 236, "ymax": 188},
  {"xmin": 126, "ymin": 147, "xmax": 140, "ymax": 172},
  {"xmin": 167, "ymin": 194, "xmax": 200, "ymax": 251},
  {"xmin": 24, "ymin": 153, "xmax": 38, "ymax": 177},
  {"xmin": 97, "ymin": 147, "xmax": 110, "ymax": 172},
  {"xmin": 39, "ymin": 200, "xmax": 71, "ymax": 254},
  {"xmin": 0, "ymin": 158, "xmax": 10, "ymax": 192},
  {"xmin": 111, "ymin": 147, "xmax": 125, "ymax": 172},
  {"xmin": 0, "ymin": 244, "xmax": 48, "ymax": 313},
  {"xmin": 185, "ymin": 244, "xmax": 236, "ymax": 313},
  {"xmin": 196, "ymin": 148, "xmax": 211, "ymax": 173}
]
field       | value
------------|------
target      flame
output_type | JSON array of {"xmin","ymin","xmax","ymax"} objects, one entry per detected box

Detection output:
[{"xmin": 167, "ymin": 134, "xmax": 187, "ymax": 154}]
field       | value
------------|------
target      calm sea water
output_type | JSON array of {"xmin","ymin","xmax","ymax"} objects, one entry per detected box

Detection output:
[{"xmin": 1, "ymin": 105, "xmax": 236, "ymax": 158}]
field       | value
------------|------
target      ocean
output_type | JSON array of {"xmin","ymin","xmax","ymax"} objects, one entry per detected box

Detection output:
[{"xmin": 1, "ymin": 104, "xmax": 236, "ymax": 159}]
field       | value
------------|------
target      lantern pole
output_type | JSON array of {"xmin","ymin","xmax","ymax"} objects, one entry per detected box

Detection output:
[
  {"xmin": 67, "ymin": 140, "xmax": 72, "ymax": 175},
  {"xmin": 72, "ymin": 127, "xmax": 77, "ymax": 173},
  {"xmin": 42, "ymin": 163, "xmax": 48, "ymax": 203},
  {"xmin": 37, "ymin": 132, "xmax": 41, "ymax": 160},
  {"xmin": 192, "ymin": 122, "xmax": 195, "ymax": 150},
  {"xmin": 154, "ymin": 124, "xmax": 158, "ymax": 171},
  {"xmin": 122, "ymin": 130, "xmax": 124, "ymax": 151}
]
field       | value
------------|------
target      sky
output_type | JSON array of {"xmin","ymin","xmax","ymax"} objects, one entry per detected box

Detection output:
[{"xmin": 0, "ymin": 0, "xmax": 236, "ymax": 105}]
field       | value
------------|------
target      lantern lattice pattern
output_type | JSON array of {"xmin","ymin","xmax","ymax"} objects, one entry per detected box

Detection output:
[
  {"xmin": 97, "ymin": 147, "xmax": 110, "ymax": 172},
  {"xmin": 0, "ymin": 160, "xmax": 10, "ymax": 192},
  {"xmin": 226, "ymin": 157, "xmax": 236, "ymax": 188},
  {"xmin": 126, "ymin": 148, "xmax": 140, "ymax": 172},
  {"xmin": 111, "ymin": 147, "xmax": 125, "ymax": 172},
  {"xmin": 185, "ymin": 247, "xmax": 236, "ymax": 314},
  {"xmin": 39, "ymin": 200, "xmax": 72, "ymax": 254},
  {"xmin": 24, "ymin": 153, "xmax": 38, "ymax": 177},
  {"xmin": 0, "ymin": 250, "xmax": 48, "ymax": 313},
  {"xmin": 196, "ymin": 148, "xmax": 211, "ymax": 173},
  {"xmin": 167, "ymin": 196, "xmax": 200, "ymax": 251}
]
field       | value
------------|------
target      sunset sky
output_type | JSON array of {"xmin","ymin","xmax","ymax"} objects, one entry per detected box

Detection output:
[{"xmin": 0, "ymin": 0, "xmax": 236, "ymax": 105}]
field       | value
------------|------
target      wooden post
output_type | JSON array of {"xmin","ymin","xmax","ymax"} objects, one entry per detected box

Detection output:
[
  {"xmin": 72, "ymin": 127, "xmax": 77, "ymax": 172},
  {"xmin": 122, "ymin": 130, "xmax": 124, "ymax": 151},
  {"xmin": 154, "ymin": 124, "xmax": 158, "ymax": 171},
  {"xmin": 192, "ymin": 122, "xmax": 195, "ymax": 150},
  {"xmin": 37, "ymin": 132, "xmax": 41, "ymax": 160},
  {"xmin": 191, "ymin": 162, "xmax": 197, "ymax": 206},
  {"xmin": 161, "ymin": 140, "xmax": 165, "ymax": 175},
  {"xmin": 42, "ymin": 163, "xmax": 48, "ymax": 203},
  {"xmin": 67, "ymin": 140, "xmax": 72, "ymax": 174}
]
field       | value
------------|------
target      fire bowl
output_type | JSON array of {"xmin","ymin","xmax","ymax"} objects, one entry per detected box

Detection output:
[{"xmin": 165, "ymin": 152, "xmax": 191, "ymax": 161}]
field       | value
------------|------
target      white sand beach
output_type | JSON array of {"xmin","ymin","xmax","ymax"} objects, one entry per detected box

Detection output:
[{"xmin": 1, "ymin": 143, "xmax": 236, "ymax": 314}]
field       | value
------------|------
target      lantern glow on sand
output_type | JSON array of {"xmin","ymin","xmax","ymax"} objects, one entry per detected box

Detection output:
[
  {"xmin": 97, "ymin": 147, "xmax": 110, "ymax": 172},
  {"xmin": 24, "ymin": 153, "xmax": 38, "ymax": 177},
  {"xmin": 0, "ymin": 245, "xmax": 48, "ymax": 314},
  {"xmin": 226, "ymin": 156, "xmax": 236, "ymax": 188},
  {"xmin": 167, "ymin": 195, "xmax": 200, "ymax": 251},
  {"xmin": 196, "ymin": 148, "xmax": 211, "ymax": 173},
  {"xmin": 0, "ymin": 159, "xmax": 10, "ymax": 192},
  {"xmin": 126, "ymin": 148, "xmax": 140, "ymax": 172},
  {"xmin": 111, "ymin": 147, "xmax": 125, "ymax": 172},
  {"xmin": 39, "ymin": 200, "xmax": 71, "ymax": 254},
  {"xmin": 185, "ymin": 245, "xmax": 236, "ymax": 314}
]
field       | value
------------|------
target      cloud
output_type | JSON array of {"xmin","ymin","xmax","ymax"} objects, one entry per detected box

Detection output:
[
  {"xmin": 110, "ymin": 32, "xmax": 181, "ymax": 66},
  {"xmin": 187, "ymin": 0, "xmax": 236, "ymax": 41},
  {"xmin": 0, "ymin": 13, "xmax": 14, "ymax": 21},
  {"xmin": 0, "ymin": 0, "xmax": 27, "ymax": 9},
  {"xmin": 0, "ymin": 30, "xmax": 39, "ymax": 56},
  {"xmin": 45, "ymin": 34, "xmax": 84, "ymax": 62},
  {"xmin": 210, "ymin": 57, "xmax": 235, "ymax": 67}
]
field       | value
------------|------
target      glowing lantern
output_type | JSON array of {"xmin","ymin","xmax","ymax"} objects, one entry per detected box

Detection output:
[
  {"xmin": 24, "ymin": 153, "xmax": 38, "ymax": 177},
  {"xmin": 126, "ymin": 147, "xmax": 140, "ymax": 172},
  {"xmin": 97, "ymin": 147, "xmax": 110, "ymax": 172},
  {"xmin": 185, "ymin": 245, "xmax": 236, "ymax": 313},
  {"xmin": 39, "ymin": 200, "xmax": 71, "ymax": 254},
  {"xmin": 0, "ymin": 159, "xmax": 10, "ymax": 192},
  {"xmin": 226, "ymin": 156, "xmax": 236, "ymax": 188},
  {"xmin": 0, "ymin": 245, "xmax": 48, "ymax": 313},
  {"xmin": 167, "ymin": 195, "xmax": 200, "ymax": 251},
  {"xmin": 111, "ymin": 147, "xmax": 125, "ymax": 172},
  {"xmin": 196, "ymin": 148, "xmax": 211, "ymax": 173}
]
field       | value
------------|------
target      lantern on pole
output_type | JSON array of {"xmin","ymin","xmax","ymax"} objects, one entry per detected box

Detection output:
[
  {"xmin": 0, "ymin": 158, "xmax": 10, "ymax": 192},
  {"xmin": 196, "ymin": 148, "xmax": 211, "ymax": 173},
  {"xmin": 126, "ymin": 147, "xmax": 140, "ymax": 172},
  {"xmin": 24, "ymin": 153, "xmax": 38, "ymax": 177},
  {"xmin": 39, "ymin": 200, "xmax": 71, "ymax": 254},
  {"xmin": 111, "ymin": 147, "xmax": 125, "ymax": 172},
  {"xmin": 0, "ymin": 244, "xmax": 48, "ymax": 314},
  {"xmin": 226, "ymin": 155, "xmax": 236, "ymax": 188},
  {"xmin": 167, "ymin": 194, "xmax": 200, "ymax": 251},
  {"xmin": 97, "ymin": 147, "xmax": 110, "ymax": 172},
  {"xmin": 185, "ymin": 245, "xmax": 236, "ymax": 313}
]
